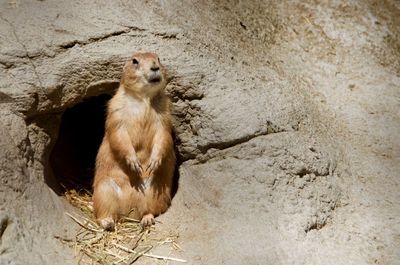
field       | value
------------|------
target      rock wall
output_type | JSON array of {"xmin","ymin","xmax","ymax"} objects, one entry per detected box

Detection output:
[{"xmin": 0, "ymin": 1, "xmax": 398, "ymax": 264}]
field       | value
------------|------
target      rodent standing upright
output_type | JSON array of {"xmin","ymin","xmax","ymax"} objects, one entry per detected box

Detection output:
[{"xmin": 92, "ymin": 52, "xmax": 175, "ymax": 230}]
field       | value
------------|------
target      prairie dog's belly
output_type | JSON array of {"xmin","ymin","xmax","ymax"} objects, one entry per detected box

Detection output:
[
  {"xmin": 119, "ymin": 98, "xmax": 167, "ymax": 165},
  {"xmin": 124, "ymin": 119, "xmax": 156, "ymax": 164}
]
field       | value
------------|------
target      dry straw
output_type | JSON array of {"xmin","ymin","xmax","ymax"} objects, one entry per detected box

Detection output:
[{"xmin": 58, "ymin": 189, "xmax": 186, "ymax": 264}]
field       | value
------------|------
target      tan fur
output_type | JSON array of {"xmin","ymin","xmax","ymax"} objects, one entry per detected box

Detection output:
[{"xmin": 92, "ymin": 52, "xmax": 175, "ymax": 229}]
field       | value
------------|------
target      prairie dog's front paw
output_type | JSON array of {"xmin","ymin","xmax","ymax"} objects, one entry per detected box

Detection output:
[
  {"xmin": 146, "ymin": 156, "xmax": 162, "ymax": 174},
  {"xmin": 126, "ymin": 155, "xmax": 143, "ymax": 175}
]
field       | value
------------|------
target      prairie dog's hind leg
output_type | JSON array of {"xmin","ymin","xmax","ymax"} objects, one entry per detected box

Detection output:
[
  {"xmin": 98, "ymin": 217, "xmax": 115, "ymax": 231},
  {"xmin": 93, "ymin": 178, "xmax": 123, "ymax": 230},
  {"xmin": 141, "ymin": 213, "xmax": 155, "ymax": 227}
]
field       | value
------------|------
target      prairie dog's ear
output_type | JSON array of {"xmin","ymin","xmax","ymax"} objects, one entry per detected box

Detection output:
[
  {"xmin": 122, "ymin": 59, "xmax": 131, "ymax": 74},
  {"xmin": 122, "ymin": 60, "xmax": 129, "ymax": 71},
  {"xmin": 121, "ymin": 61, "xmax": 130, "ymax": 84}
]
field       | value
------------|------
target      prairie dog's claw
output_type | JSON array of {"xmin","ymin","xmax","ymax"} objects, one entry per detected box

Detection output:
[
  {"xmin": 139, "ymin": 175, "xmax": 153, "ymax": 192},
  {"xmin": 144, "ymin": 175, "xmax": 153, "ymax": 188},
  {"xmin": 146, "ymin": 157, "xmax": 161, "ymax": 174},
  {"xmin": 126, "ymin": 155, "xmax": 143, "ymax": 175}
]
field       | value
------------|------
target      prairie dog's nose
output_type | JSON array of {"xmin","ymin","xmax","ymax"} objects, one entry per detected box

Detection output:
[{"xmin": 150, "ymin": 64, "xmax": 160, "ymax": 72}]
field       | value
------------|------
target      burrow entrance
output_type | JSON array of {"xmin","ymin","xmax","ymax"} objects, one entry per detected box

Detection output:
[
  {"xmin": 50, "ymin": 94, "xmax": 111, "ymax": 192},
  {"xmin": 49, "ymin": 93, "xmax": 181, "ymax": 195}
]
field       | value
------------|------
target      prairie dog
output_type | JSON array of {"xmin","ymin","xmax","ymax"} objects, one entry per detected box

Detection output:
[{"xmin": 93, "ymin": 52, "xmax": 175, "ymax": 229}]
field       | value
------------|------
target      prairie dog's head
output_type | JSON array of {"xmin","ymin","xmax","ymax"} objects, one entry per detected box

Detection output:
[{"xmin": 121, "ymin": 52, "xmax": 166, "ymax": 97}]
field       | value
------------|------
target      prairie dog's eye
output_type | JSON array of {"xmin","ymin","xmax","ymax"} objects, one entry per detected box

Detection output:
[{"xmin": 132, "ymin": 58, "xmax": 139, "ymax": 65}]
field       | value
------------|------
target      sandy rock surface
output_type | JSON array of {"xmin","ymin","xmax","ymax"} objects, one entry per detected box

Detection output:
[{"xmin": 0, "ymin": 1, "xmax": 399, "ymax": 264}]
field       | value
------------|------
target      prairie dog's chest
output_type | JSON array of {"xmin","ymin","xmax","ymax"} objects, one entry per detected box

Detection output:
[
  {"xmin": 120, "ymin": 97, "xmax": 161, "ymax": 133},
  {"xmin": 122, "ymin": 97, "xmax": 150, "ymax": 119}
]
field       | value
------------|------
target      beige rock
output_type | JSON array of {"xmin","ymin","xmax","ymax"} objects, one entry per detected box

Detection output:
[{"xmin": 0, "ymin": 0, "xmax": 398, "ymax": 264}]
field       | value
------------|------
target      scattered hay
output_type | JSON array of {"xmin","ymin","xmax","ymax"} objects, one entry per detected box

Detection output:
[{"xmin": 59, "ymin": 189, "xmax": 186, "ymax": 264}]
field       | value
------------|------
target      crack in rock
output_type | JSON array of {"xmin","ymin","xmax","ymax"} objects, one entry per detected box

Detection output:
[
  {"xmin": 191, "ymin": 122, "xmax": 292, "ymax": 164},
  {"xmin": 58, "ymin": 26, "xmax": 146, "ymax": 49},
  {"xmin": 198, "ymin": 129, "xmax": 286, "ymax": 155},
  {"xmin": 0, "ymin": 216, "xmax": 9, "ymax": 240}
]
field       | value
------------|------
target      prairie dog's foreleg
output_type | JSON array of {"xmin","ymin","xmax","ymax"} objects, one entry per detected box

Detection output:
[
  {"xmin": 107, "ymin": 121, "xmax": 142, "ymax": 175},
  {"xmin": 146, "ymin": 130, "xmax": 173, "ymax": 174}
]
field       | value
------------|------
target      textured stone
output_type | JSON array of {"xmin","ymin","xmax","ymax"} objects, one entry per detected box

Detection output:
[{"xmin": 0, "ymin": 1, "xmax": 399, "ymax": 264}]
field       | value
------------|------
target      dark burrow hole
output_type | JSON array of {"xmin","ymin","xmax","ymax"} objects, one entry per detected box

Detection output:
[
  {"xmin": 49, "ymin": 94, "xmax": 181, "ymax": 196},
  {"xmin": 50, "ymin": 94, "xmax": 111, "ymax": 192}
]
